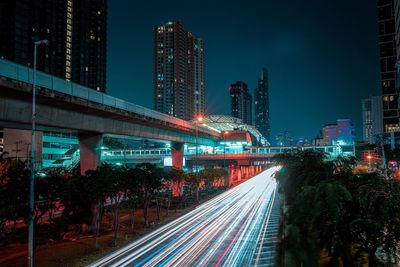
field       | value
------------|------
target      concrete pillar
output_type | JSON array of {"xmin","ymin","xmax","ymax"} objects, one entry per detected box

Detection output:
[
  {"xmin": 171, "ymin": 142, "xmax": 184, "ymax": 170},
  {"xmin": 170, "ymin": 142, "xmax": 184, "ymax": 197},
  {"xmin": 79, "ymin": 133, "xmax": 103, "ymax": 175}
]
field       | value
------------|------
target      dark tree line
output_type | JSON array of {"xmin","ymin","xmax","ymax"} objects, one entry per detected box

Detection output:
[
  {"xmin": 274, "ymin": 150, "xmax": 400, "ymax": 267},
  {"xmin": 0, "ymin": 157, "xmax": 226, "ymax": 248}
]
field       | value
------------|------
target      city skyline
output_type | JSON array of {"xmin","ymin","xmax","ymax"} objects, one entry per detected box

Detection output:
[
  {"xmin": 1, "ymin": 2, "xmax": 398, "ymax": 266},
  {"xmin": 107, "ymin": 0, "xmax": 380, "ymax": 140}
]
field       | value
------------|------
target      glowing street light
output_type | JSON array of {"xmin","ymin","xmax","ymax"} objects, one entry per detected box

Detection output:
[
  {"xmin": 223, "ymin": 131, "xmax": 230, "ymax": 187},
  {"xmin": 195, "ymin": 115, "xmax": 204, "ymax": 173}
]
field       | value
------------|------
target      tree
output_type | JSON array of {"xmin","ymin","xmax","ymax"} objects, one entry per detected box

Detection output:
[
  {"xmin": 85, "ymin": 163, "xmax": 114, "ymax": 249},
  {"xmin": 166, "ymin": 168, "xmax": 187, "ymax": 197},
  {"xmin": 58, "ymin": 168, "xmax": 92, "ymax": 228},
  {"xmin": 0, "ymin": 158, "xmax": 29, "ymax": 244},
  {"xmin": 108, "ymin": 166, "xmax": 126, "ymax": 244},
  {"xmin": 120, "ymin": 167, "xmax": 142, "ymax": 234},
  {"xmin": 346, "ymin": 173, "xmax": 400, "ymax": 266},
  {"xmin": 185, "ymin": 172, "xmax": 202, "ymax": 203},
  {"xmin": 275, "ymin": 150, "xmax": 400, "ymax": 266},
  {"xmin": 136, "ymin": 163, "xmax": 164, "ymax": 227}
]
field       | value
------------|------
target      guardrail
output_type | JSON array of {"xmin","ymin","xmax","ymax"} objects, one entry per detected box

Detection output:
[{"xmin": 0, "ymin": 59, "xmax": 218, "ymax": 137}]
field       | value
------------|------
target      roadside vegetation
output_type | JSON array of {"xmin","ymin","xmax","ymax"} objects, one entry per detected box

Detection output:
[
  {"xmin": 274, "ymin": 150, "xmax": 400, "ymax": 267},
  {"xmin": 0, "ymin": 154, "xmax": 227, "ymax": 265}
]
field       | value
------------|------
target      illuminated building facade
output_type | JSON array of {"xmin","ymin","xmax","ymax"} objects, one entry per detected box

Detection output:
[
  {"xmin": 230, "ymin": 81, "xmax": 252, "ymax": 125},
  {"xmin": 321, "ymin": 119, "xmax": 355, "ymax": 145},
  {"xmin": 362, "ymin": 96, "xmax": 384, "ymax": 143},
  {"xmin": 0, "ymin": 0, "xmax": 107, "ymax": 92},
  {"xmin": 153, "ymin": 21, "xmax": 205, "ymax": 120},
  {"xmin": 377, "ymin": 0, "xmax": 399, "ymax": 131},
  {"xmin": 254, "ymin": 68, "xmax": 270, "ymax": 141}
]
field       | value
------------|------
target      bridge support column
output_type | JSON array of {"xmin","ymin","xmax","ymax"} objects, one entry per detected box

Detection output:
[
  {"xmin": 171, "ymin": 142, "xmax": 184, "ymax": 197},
  {"xmin": 79, "ymin": 133, "xmax": 103, "ymax": 176},
  {"xmin": 171, "ymin": 142, "xmax": 184, "ymax": 170}
]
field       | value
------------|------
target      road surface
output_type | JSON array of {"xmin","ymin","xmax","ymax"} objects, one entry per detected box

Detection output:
[{"xmin": 88, "ymin": 166, "xmax": 281, "ymax": 267}]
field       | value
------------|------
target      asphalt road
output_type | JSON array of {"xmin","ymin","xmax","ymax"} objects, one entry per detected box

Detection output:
[{"xmin": 88, "ymin": 166, "xmax": 281, "ymax": 267}]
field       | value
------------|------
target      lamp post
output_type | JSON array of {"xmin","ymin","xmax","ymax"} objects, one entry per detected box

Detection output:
[
  {"xmin": 195, "ymin": 116, "xmax": 203, "ymax": 173},
  {"xmin": 223, "ymin": 131, "xmax": 229, "ymax": 188},
  {"xmin": 29, "ymin": 39, "xmax": 48, "ymax": 267}
]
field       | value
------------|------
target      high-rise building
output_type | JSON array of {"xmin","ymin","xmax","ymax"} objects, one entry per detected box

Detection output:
[
  {"xmin": 193, "ymin": 38, "xmax": 205, "ymax": 118},
  {"xmin": 362, "ymin": 96, "xmax": 384, "ymax": 143},
  {"xmin": 229, "ymin": 81, "xmax": 252, "ymax": 125},
  {"xmin": 153, "ymin": 21, "xmax": 205, "ymax": 120},
  {"xmin": 377, "ymin": 0, "xmax": 399, "ymax": 132},
  {"xmin": 254, "ymin": 68, "xmax": 270, "ymax": 141},
  {"xmin": 0, "ymin": 0, "xmax": 107, "ymax": 92}
]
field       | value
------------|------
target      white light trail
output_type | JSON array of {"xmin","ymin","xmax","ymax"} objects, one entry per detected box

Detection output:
[{"xmin": 87, "ymin": 166, "xmax": 281, "ymax": 267}]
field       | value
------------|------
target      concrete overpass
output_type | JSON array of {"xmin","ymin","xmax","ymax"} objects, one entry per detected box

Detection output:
[{"xmin": 0, "ymin": 59, "xmax": 221, "ymax": 173}]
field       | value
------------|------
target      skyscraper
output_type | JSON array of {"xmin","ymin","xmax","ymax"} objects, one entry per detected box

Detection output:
[
  {"xmin": 0, "ymin": 0, "xmax": 107, "ymax": 92},
  {"xmin": 254, "ymin": 68, "xmax": 270, "ymax": 141},
  {"xmin": 377, "ymin": 0, "xmax": 399, "ymax": 132},
  {"xmin": 229, "ymin": 81, "xmax": 252, "ymax": 125},
  {"xmin": 362, "ymin": 96, "xmax": 384, "ymax": 143},
  {"xmin": 153, "ymin": 21, "xmax": 205, "ymax": 120},
  {"xmin": 193, "ymin": 38, "xmax": 205, "ymax": 118}
]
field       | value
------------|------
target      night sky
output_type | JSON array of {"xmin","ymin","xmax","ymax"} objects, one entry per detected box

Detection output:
[{"xmin": 107, "ymin": 0, "xmax": 380, "ymax": 142}]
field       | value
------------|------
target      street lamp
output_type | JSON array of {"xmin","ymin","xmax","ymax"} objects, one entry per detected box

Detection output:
[
  {"xmin": 28, "ymin": 39, "xmax": 48, "ymax": 267},
  {"xmin": 195, "ymin": 116, "xmax": 203, "ymax": 173},
  {"xmin": 223, "ymin": 131, "xmax": 229, "ymax": 188}
]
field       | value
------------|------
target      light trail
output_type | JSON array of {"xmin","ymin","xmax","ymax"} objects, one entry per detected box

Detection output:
[{"xmin": 88, "ymin": 166, "xmax": 281, "ymax": 267}]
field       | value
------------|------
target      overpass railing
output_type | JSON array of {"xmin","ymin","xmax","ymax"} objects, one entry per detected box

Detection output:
[{"xmin": 0, "ymin": 59, "xmax": 218, "ymax": 137}]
